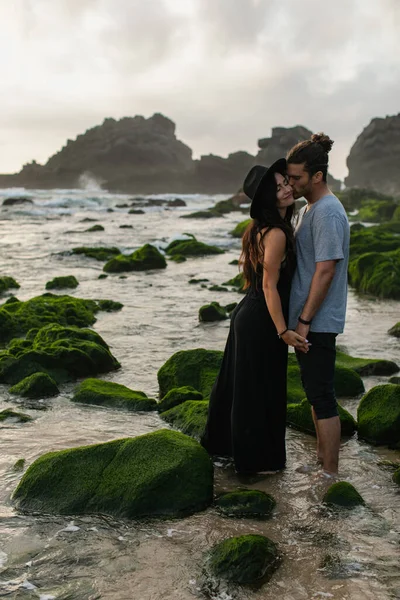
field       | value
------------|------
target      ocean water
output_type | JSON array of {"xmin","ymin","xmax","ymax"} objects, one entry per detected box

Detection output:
[{"xmin": 0, "ymin": 187, "xmax": 399, "ymax": 600}]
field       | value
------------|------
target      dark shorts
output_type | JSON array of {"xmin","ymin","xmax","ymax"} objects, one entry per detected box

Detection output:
[{"xmin": 295, "ymin": 332, "xmax": 339, "ymax": 420}]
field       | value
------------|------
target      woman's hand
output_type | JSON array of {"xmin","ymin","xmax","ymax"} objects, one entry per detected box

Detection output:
[{"xmin": 281, "ymin": 330, "xmax": 310, "ymax": 353}]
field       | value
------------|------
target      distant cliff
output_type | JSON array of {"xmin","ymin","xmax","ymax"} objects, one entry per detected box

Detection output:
[
  {"xmin": 345, "ymin": 114, "xmax": 400, "ymax": 196},
  {"xmin": 0, "ymin": 114, "xmax": 341, "ymax": 194}
]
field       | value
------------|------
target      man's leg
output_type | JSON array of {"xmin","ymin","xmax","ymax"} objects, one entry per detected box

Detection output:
[
  {"xmin": 311, "ymin": 407, "xmax": 323, "ymax": 463},
  {"xmin": 316, "ymin": 415, "xmax": 341, "ymax": 474}
]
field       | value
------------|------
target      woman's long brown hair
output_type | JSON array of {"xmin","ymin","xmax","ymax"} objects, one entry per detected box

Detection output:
[{"xmin": 240, "ymin": 187, "xmax": 295, "ymax": 290}]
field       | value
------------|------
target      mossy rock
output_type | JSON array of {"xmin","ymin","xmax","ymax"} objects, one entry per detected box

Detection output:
[
  {"xmin": 0, "ymin": 408, "xmax": 33, "ymax": 423},
  {"xmin": 103, "ymin": 244, "xmax": 167, "ymax": 273},
  {"xmin": 356, "ymin": 199, "xmax": 398, "ymax": 223},
  {"xmin": 388, "ymin": 322, "xmax": 400, "ymax": 338},
  {"xmin": 286, "ymin": 399, "xmax": 357, "ymax": 437},
  {"xmin": 336, "ymin": 350, "xmax": 398, "ymax": 376},
  {"xmin": 0, "ymin": 293, "xmax": 105, "ymax": 343},
  {"xmin": 13, "ymin": 458, "xmax": 26, "ymax": 471},
  {"xmin": 199, "ymin": 302, "xmax": 228, "ymax": 322},
  {"xmin": 222, "ymin": 272, "xmax": 246, "ymax": 293},
  {"xmin": 0, "ymin": 323, "xmax": 120, "ymax": 385},
  {"xmin": 128, "ymin": 209, "xmax": 144, "ymax": 214},
  {"xmin": 392, "ymin": 205, "xmax": 400, "ymax": 221},
  {"xmin": 215, "ymin": 490, "xmax": 276, "ymax": 519},
  {"xmin": 98, "ymin": 273, "xmax": 108, "ymax": 279},
  {"xmin": 160, "ymin": 400, "xmax": 209, "ymax": 440},
  {"xmin": 165, "ymin": 236, "xmax": 224, "ymax": 257},
  {"xmin": 350, "ymin": 228, "xmax": 400, "ymax": 259},
  {"xmin": 85, "ymin": 224, "xmax": 104, "ymax": 232},
  {"xmin": 13, "ymin": 429, "xmax": 213, "ymax": 518},
  {"xmin": 72, "ymin": 378, "xmax": 156, "ymax": 411},
  {"xmin": 158, "ymin": 386, "xmax": 203, "ymax": 412},
  {"xmin": 45, "ymin": 275, "xmax": 79, "ymax": 290},
  {"xmin": 180, "ymin": 210, "xmax": 223, "ymax": 219},
  {"xmin": 158, "ymin": 348, "xmax": 223, "ymax": 398},
  {"xmin": 207, "ymin": 534, "xmax": 279, "ymax": 584},
  {"xmin": 393, "ymin": 468, "xmax": 400, "ymax": 485},
  {"xmin": 225, "ymin": 302, "xmax": 238, "ymax": 313},
  {"xmin": 338, "ymin": 188, "xmax": 394, "ymax": 211},
  {"xmin": 72, "ymin": 247, "xmax": 120, "ymax": 261},
  {"xmin": 10, "ymin": 372, "xmax": 59, "ymax": 398},
  {"xmin": 230, "ymin": 219, "xmax": 252, "ymax": 238},
  {"xmin": 188, "ymin": 278, "xmax": 209, "ymax": 284},
  {"xmin": 389, "ymin": 376, "xmax": 400, "ymax": 384},
  {"xmin": 357, "ymin": 384, "xmax": 400, "ymax": 446},
  {"xmin": 0, "ymin": 276, "xmax": 20, "ymax": 294},
  {"xmin": 168, "ymin": 254, "xmax": 187, "ymax": 263},
  {"xmin": 208, "ymin": 285, "xmax": 229, "ymax": 292},
  {"xmin": 348, "ymin": 248, "xmax": 400, "ymax": 299},
  {"xmin": 323, "ymin": 481, "xmax": 365, "ymax": 508},
  {"xmin": 96, "ymin": 299, "xmax": 123, "ymax": 312}
]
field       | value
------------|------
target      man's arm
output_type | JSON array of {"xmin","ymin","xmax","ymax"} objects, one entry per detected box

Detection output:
[{"xmin": 295, "ymin": 260, "xmax": 337, "ymax": 337}]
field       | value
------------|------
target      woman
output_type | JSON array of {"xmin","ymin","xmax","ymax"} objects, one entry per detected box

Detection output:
[{"xmin": 201, "ymin": 158, "xmax": 309, "ymax": 474}]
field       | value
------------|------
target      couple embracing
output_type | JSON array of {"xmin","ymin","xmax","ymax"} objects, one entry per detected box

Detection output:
[{"xmin": 201, "ymin": 133, "xmax": 350, "ymax": 478}]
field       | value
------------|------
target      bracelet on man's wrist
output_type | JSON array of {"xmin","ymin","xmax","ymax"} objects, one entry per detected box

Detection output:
[
  {"xmin": 277, "ymin": 328, "xmax": 288, "ymax": 338},
  {"xmin": 298, "ymin": 316, "xmax": 312, "ymax": 325}
]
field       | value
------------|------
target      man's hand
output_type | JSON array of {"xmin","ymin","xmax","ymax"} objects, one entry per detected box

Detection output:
[{"xmin": 295, "ymin": 322, "xmax": 310, "ymax": 353}]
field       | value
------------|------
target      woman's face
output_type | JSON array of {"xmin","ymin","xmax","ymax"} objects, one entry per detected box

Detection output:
[{"xmin": 275, "ymin": 172, "xmax": 294, "ymax": 208}]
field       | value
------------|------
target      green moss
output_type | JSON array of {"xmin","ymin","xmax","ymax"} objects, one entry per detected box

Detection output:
[
  {"xmin": 157, "ymin": 348, "xmax": 223, "ymax": 398},
  {"xmin": 0, "ymin": 323, "xmax": 120, "ymax": 384},
  {"xmin": 158, "ymin": 386, "xmax": 203, "ymax": 412},
  {"xmin": 199, "ymin": 302, "xmax": 228, "ymax": 322},
  {"xmin": 165, "ymin": 237, "xmax": 224, "ymax": 257},
  {"xmin": 357, "ymin": 384, "xmax": 400, "ymax": 446},
  {"xmin": 98, "ymin": 273, "xmax": 108, "ymax": 279},
  {"xmin": 222, "ymin": 272, "xmax": 246, "ymax": 292},
  {"xmin": 286, "ymin": 399, "xmax": 357, "ymax": 437},
  {"xmin": 168, "ymin": 254, "xmax": 187, "ymax": 263},
  {"xmin": 215, "ymin": 490, "xmax": 276, "ymax": 519},
  {"xmin": 230, "ymin": 219, "xmax": 252, "ymax": 238},
  {"xmin": 323, "ymin": 481, "xmax": 365, "ymax": 508},
  {"xmin": 350, "ymin": 229, "xmax": 399, "ymax": 259},
  {"xmin": 229, "ymin": 259, "xmax": 239, "ymax": 265},
  {"xmin": 160, "ymin": 400, "xmax": 209, "ymax": 440},
  {"xmin": 393, "ymin": 468, "xmax": 400, "ymax": 485},
  {"xmin": 392, "ymin": 205, "xmax": 400, "ymax": 221},
  {"xmin": 45, "ymin": 275, "xmax": 79, "ymax": 290},
  {"xmin": 388, "ymin": 322, "xmax": 400, "ymax": 338},
  {"xmin": 180, "ymin": 210, "xmax": 223, "ymax": 219},
  {"xmin": 336, "ymin": 350, "xmax": 399, "ymax": 375},
  {"xmin": 72, "ymin": 378, "xmax": 156, "ymax": 411},
  {"xmin": 72, "ymin": 247, "xmax": 120, "ymax": 261},
  {"xmin": 208, "ymin": 285, "xmax": 229, "ymax": 292},
  {"xmin": 10, "ymin": 372, "xmax": 59, "ymax": 398},
  {"xmin": 389, "ymin": 376, "xmax": 400, "ymax": 384},
  {"xmin": 103, "ymin": 244, "xmax": 167, "ymax": 273},
  {"xmin": 96, "ymin": 299, "xmax": 123, "ymax": 312},
  {"xmin": 13, "ymin": 458, "xmax": 26, "ymax": 471},
  {"xmin": 13, "ymin": 429, "xmax": 213, "ymax": 518},
  {"xmin": 85, "ymin": 224, "xmax": 104, "ymax": 232},
  {"xmin": 0, "ymin": 276, "xmax": 20, "ymax": 294},
  {"xmin": 0, "ymin": 408, "xmax": 33, "ymax": 423},
  {"xmin": 338, "ymin": 188, "xmax": 394, "ymax": 211},
  {"xmin": 348, "ymin": 248, "xmax": 400, "ymax": 299},
  {"xmin": 207, "ymin": 534, "xmax": 279, "ymax": 584},
  {"xmin": 357, "ymin": 199, "xmax": 398, "ymax": 222}
]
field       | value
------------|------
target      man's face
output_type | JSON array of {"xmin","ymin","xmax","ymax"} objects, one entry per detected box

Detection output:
[{"xmin": 287, "ymin": 162, "xmax": 312, "ymax": 199}]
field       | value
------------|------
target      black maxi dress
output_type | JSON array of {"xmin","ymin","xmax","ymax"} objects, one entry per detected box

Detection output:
[{"xmin": 201, "ymin": 255, "xmax": 293, "ymax": 474}]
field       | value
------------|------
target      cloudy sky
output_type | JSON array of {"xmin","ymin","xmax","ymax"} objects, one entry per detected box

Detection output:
[{"xmin": 1, "ymin": 0, "xmax": 399, "ymax": 179}]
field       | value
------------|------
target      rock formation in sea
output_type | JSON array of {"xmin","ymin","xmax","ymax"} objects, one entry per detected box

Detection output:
[
  {"xmin": 0, "ymin": 114, "xmax": 341, "ymax": 194},
  {"xmin": 345, "ymin": 114, "xmax": 400, "ymax": 196}
]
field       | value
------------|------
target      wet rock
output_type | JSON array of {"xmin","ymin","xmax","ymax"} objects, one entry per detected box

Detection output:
[
  {"xmin": 199, "ymin": 302, "xmax": 228, "ymax": 322},
  {"xmin": 165, "ymin": 236, "xmax": 224, "ymax": 257},
  {"xmin": 223, "ymin": 272, "xmax": 246, "ymax": 293},
  {"xmin": 215, "ymin": 490, "xmax": 276, "ymax": 519},
  {"xmin": 95, "ymin": 299, "xmax": 123, "ymax": 312},
  {"xmin": 357, "ymin": 384, "xmax": 400, "ymax": 446},
  {"xmin": 13, "ymin": 429, "xmax": 213, "ymax": 518},
  {"xmin": 180, "ymin": 210, "xmax": 223, "ymax": 219},
  {"xmin": 72, "ymin": 378, "xmax": 156, "ymax": 411},
  {"xmin": 128, "ymin": 209, "xmax": 145, "ymax": 214},
  {"xmin": 230, "ymin": 219, "xmax": 252, "ymax": 238},
  {"xmin": 98, "ymin": 273, "xmax": 108, "ymax": 279},
  {"xmin": 158, "ymin": 386, "xmax": 203, "ymax": 412},
  {"xmin": 336, "ymin": 350, "xmax": 398, "ymax": 376},
  {"xmin": 45, "ymin": 275, "xmax": 79, "ymax": 290},
  {"xmin": 168, "ymin": 254, "xmax": 186, "ymax": 263},
  {"xmin": 119, "ymin": 224, "xmax": 133, "ymax": 229},
  {"xmin": 356, "ymin": 199, "xmax": 398, "ymax": 222},
  {"xmin": 168, "ymin": 198, "xmax": 186, "ymax": 207},
  {"xmin": 287, "ymin": 399, "xmax": 357, "ymax": 437},
  {"xmin": 2, "ymin": 196, "xmax": 33, "ymax": 206},
  {"xmin": 0, "ymin": 323, "xmax": 120, "ymax": 385},
  {"xmin": 388, "ymin": 322, "xmax": 400, "ymax": 338},
  {"xmin": 160, "ymin": 400, "xmax": 209, "ymax": 439},
  {"xmin": 393, "ymin": 468, "xmax": 400, "ymax": 485},
  {"xmin": 208, "ymin": 285, "xmax": 229, "ymax": 292},
  {"xmin": 0, "ymin": 276, "xmax": 20, "ymax": 295},
  {"xmin": 12, "ymin": 458, "xmax": 26, "ymax": 471},
  {"xmin": 115, "ymin": 203, "xmax": 129, "ymax": 208},
  {"xmin": 103, "ymin": 244, "xmax": 167, "ymax": 273},
  {"xmin": 213, "ymin": 191, "xmax": 249, "ymax": 215},
  {"xmin": 225, "ymin": 302, "xmax": 238, "ymax": 314},
  {"xmin": 10, "ymin": 372, "xmax": 59, "ymax": 398},
  {"xmin": 158, "ymin": 348, "xmax": 223, "ymax": 398},
  {"xmin": 207, "ymin": 534, "xmax": 279, "ymax": 584},
  {"xmin": 72, "ymin": 247, "xmax": 121, "ymax": 261},
  {"xmin": 229, "ymin": 259, "xmax": 239, "ymax": 265},
  {"xmin": 389, "ymin": 376, "xmax": 400, "ymax": 384},
  {"xmin": 0, "ymin": 408, "xmax": 33, "ymax": 423},
  {"xmin": 188, "ymin": 278, "xmax": 209, "ymax": 284},
  {"xmin": 323, "ymin": 481, "xmax": 365, "ymax": 508},
  {"xmin": 85, "ymin": 224, "xmax": 104, "ymax": 232}
]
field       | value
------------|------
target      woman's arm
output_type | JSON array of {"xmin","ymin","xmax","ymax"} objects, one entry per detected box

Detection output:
[{"xmin": 260, "ymin": 228, "xmax": 309, "ymax": 352}]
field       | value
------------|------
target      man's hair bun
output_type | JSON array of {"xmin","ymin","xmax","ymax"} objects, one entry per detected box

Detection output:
[{"xmin": 311, "ymin": 132, "xmax": 334, "ymax": 153}]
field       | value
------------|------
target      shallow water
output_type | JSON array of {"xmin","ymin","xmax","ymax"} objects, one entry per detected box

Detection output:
[{"xmin": 0, "ymin": 188, "xmax": 399, "ymax": 600}]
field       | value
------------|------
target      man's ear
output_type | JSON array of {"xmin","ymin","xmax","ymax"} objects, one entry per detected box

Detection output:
[{"xmin": 312, "ymin": 171, "xmax": 324, "ymax": 184}]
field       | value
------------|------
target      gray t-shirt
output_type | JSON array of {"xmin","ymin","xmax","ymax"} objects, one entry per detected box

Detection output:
[{"xmin": 289, "ymin": 194, "xmax": 350, "ymax": 333}]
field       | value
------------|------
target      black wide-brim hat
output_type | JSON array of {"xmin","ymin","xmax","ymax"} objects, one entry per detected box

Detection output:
[{"xmin": 243, "ymin": 158, "xmax": 287, "ymax": 219}]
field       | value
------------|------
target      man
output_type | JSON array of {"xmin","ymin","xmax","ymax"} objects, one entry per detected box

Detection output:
[{"xmin": 286, "ymin": 133, "xmax": 350, "ymax": 476}]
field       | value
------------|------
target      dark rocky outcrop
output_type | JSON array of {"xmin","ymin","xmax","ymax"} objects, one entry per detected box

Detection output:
[{"xmin": 345, "ymin": 114, "xmax": 400, "ymax": 196}]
